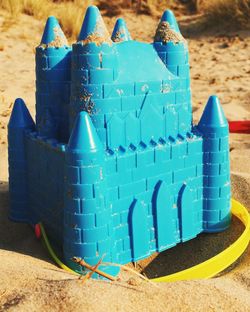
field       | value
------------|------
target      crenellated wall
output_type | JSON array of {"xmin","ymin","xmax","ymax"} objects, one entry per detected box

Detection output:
[
  {"xmin": 103, "ymin": 133, "xmax": 204, "ymax": 263},
  {"xmin": 70, "ymin": 41, "xmax": 192, "ymax": 151},
  {"xmin": 25, "ymin": 133, "xmax": 66, "ymax": 244}
]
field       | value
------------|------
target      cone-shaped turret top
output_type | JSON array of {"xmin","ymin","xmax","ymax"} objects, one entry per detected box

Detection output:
[
  {"xmin": 40, "ymin": 16, "xmax": 68, "ymax": 48},
  {"xmin": 161, "ymin": 10, "xmax": 180, "ymax": 33},
  {"xmin": 154, "ymin": 10, "xmax": 185, "ymax": 44},
  {"xmin": 78, "ymin": 6, "xmax": 112, "ymax": 46},
  {"xmin": 8, "ymin": 98, "xmax": 35, "ymax": 129},
  {"xmin": 111, "ymin": 18, "xmax": 132, "ymax": 42},
  {"xmin": 198, "ymin": 95, "xmax": 228, "ymax": 131},
  {"xmin": 68, "ymin": 111, "xmax": 102, "ymax": 153}
]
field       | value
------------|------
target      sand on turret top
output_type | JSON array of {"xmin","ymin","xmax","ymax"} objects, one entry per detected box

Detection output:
[
  {"xmin": 154, "ymin": 21, "xmax": 186, "ymax": 44},
  {"xmin": 39, "ymin": 26, "xmax": 68, "ymax": 48},
  {"xmin": 112, "ymin": 28, "xmax": 125, "ymax": 42},
  {"xmin": 79, "ymin": 18, "xmax": 112, "ymax": 46}
]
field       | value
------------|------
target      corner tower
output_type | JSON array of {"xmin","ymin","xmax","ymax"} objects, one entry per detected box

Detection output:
[
  {"xmin": 64, "ymin": 111, "xmax": 118, "ymax": 277},
  {"xmin": 198, "ymin": 96, "xmax": 231, "ymax": 232},
  {"xmin": 8, "ymin": 98, "xmax": 35, "ymax": 222}
]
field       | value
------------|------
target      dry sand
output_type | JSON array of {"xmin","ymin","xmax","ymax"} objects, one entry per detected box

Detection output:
[{"xmin": 0, "ymin": 8, "xmax": 250, "ymax": 312}]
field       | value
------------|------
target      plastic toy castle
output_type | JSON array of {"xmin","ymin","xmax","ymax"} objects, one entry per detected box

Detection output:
[{"xmin": 8, "ymin": 6, "xmax": 231, "ymax": 277}]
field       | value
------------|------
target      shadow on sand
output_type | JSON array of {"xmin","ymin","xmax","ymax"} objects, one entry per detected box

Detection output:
[
  {"xmin": 138, "ymin": 215, "xmax": 245, "ymax": 279},
  {"xmin": 0, "ymin": 181, "xmax": 52, "ymax": 263}
]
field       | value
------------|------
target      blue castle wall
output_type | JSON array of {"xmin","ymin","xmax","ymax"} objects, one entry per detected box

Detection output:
[{"xmin": 8, "ymin": 6, "xmax": 231, "ymax": 277}]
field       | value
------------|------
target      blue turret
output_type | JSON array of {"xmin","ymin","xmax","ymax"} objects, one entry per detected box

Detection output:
[
  {"xmin": 161, "ymin": 10, "xmax": 180, "ymax": 33},
  {"xmin": 40, "ymin": 16, "xmax": 65, "ymax": 45},
  {"xmin": 198, "ymin": 96, "xmax": 231, "ymax": 232},
  {"xmin": 198, "ymin": 96, "xmax": 228, "ymax": 134},
  {"xmin": 69, "ymin": 6, "xmax": 117, "ymax": 132},
  {"xmin": 154, "ymin": 9, "xmax": 191, "ymax": 137},
  {"xmin": 78, "ymin": 5, "xmax": 111, "ymax": 43},
  {"xmin": 36, "ymin": 16, "xmax": 71, "ymax": 142},
  {"xmin": 111, "ymin": 18, "xmax": 132, "ymax": 42},
  {"xmin": 8, "ymin": 98, "xmax": 35, "ymax": 222},
  {"xmin": 153, "ymin": 10, "xmax": 188, "ymax": 76},
  {"xmin": 64, "ymin": 111, "xmax": 119, "ymax": 277},
  {"xmin": 7, "ymin": 5, "xmax": 234, "ymax": 279}
]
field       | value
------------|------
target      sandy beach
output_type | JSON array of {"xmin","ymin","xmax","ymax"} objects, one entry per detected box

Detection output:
[{"xmin": 0, "ymin": 6, "xmax": 250, "ymax": 311}]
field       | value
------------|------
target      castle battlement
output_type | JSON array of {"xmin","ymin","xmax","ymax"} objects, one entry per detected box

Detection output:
[{"xmin": 8, "ymin": 6, "xmax": 231, "ymax": 277}]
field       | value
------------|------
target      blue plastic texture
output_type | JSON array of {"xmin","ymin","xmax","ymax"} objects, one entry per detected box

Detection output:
[{"xmin": 8, "ymin": 6, "xmax": 231, "ymax": 278}]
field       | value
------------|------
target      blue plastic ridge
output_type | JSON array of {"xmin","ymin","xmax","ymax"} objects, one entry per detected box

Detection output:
[
  {"xmin": 8, "ymin": 98, "xmax": 35, "ymax": 129},
  {"xmin": 111, "ymin": 18, "xmax": 132, "ymax": 42}
]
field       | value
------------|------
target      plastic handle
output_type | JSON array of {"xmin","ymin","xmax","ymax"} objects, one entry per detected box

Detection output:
[
  {"xmin": 39, "ymin": 222, "xmax": 78, "ymax": 275},
  {"xmin": 229, "ymin": 121, "xmax": 250, "ymax": 134}
]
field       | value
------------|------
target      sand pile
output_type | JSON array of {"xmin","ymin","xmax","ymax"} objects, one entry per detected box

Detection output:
[{"xmin": 0, "ymin": 9, "xmax": 250, "ymax": 312}]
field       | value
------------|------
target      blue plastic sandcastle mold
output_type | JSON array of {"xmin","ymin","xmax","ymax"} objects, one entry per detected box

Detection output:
[{"xmin": 8, "ymin": 6, "xmax": 231, "ymax": 278}]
